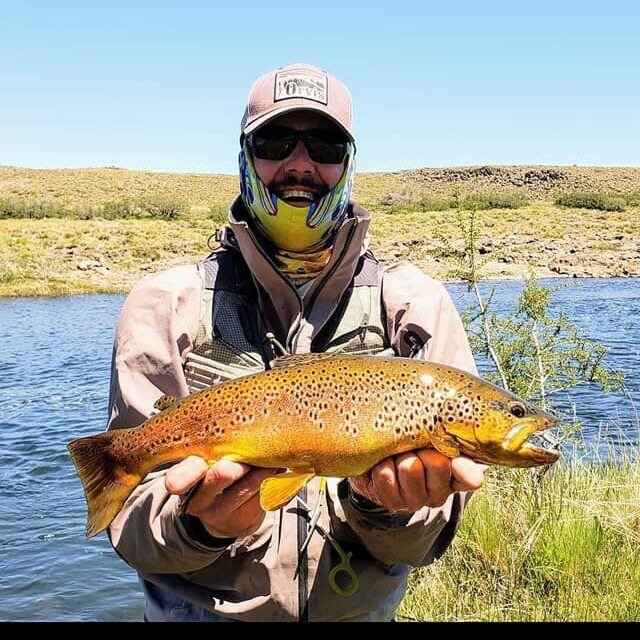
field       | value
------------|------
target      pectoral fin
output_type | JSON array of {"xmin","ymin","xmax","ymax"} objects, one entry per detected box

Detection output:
[
  {"xmin": 259, "ymin": 471, "xmax": 315, "ymax": 511},
  {"xmin": 430, "ymin": 432, "xmax": 461, "ymax": 458}
]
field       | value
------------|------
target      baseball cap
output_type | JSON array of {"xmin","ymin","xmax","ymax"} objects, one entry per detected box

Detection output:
[{"xmin": 241, "ymin": 63, "xmax": 355, "ymax": 144}]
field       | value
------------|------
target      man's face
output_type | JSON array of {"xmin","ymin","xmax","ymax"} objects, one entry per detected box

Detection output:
[{"xmin": 249, "ymin": 111, "xmax": 347, "ymax": 208}]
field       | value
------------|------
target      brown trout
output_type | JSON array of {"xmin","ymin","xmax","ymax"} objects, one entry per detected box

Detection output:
[{"xmin": 68, "ymin": 353, "xmax": 559, "ymax": 537}]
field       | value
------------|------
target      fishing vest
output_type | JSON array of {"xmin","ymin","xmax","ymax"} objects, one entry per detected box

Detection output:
[{"xmin": 184, "ymin": 249, "xmax": 394, "ymax": 393}]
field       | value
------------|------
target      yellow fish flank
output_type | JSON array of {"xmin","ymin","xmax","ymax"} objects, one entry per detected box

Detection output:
[{"xmin": 68, "ymin": 354, "xmax": 559, "ymax": 537}]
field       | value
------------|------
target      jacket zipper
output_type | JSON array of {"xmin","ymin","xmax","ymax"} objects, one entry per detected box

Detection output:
[{"xmin": 229, "ymin": 226, "xmax": 311, "ymax": 620}]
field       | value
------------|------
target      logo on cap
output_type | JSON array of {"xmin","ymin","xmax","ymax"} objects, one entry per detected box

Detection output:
[{"xmin": 274, "ymin": 70, "xmax": 328, "ymax": 105}]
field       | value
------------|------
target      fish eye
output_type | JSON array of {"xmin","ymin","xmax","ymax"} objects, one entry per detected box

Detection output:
[{"xmin": 509, "ymin": 402, "xmax": 527, "ymax": 418}]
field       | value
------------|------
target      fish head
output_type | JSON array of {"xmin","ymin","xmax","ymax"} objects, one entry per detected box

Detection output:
[{"xmin": 441, "ymin": 377, "xmax": 560, "ymax": 468}]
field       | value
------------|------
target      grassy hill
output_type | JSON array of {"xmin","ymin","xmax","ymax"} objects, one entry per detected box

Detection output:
[{"xmin": 1, "ymin": 165, "xmax": 638, "ymax": 296}]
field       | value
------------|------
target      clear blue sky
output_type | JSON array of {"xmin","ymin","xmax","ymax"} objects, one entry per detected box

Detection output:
[{"xmin": 1, "ymin": 1, "xmax": 638, "ymax": 173}]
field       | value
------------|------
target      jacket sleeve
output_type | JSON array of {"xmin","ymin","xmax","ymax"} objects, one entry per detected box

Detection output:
[
  {"xmin": 106, "ymin": 265, "xmax": 234, "ymax": 573},
  {"xmin": 332, "ymin": 261, "xmax": 478, "ymax": 567}
]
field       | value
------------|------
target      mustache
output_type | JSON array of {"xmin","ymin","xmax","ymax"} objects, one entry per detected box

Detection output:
[{"xmin": 270, "ymin": 175, "xmax": 326, "ymax": 194}]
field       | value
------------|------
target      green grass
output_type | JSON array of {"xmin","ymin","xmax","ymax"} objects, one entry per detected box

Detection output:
[
  {"xmin": 1, "ymin": 166, "xmax": 639, "ymax": 296},
  {"xmin": 398, "ymin": 455, "xmax": 640, "ymax": 621}
]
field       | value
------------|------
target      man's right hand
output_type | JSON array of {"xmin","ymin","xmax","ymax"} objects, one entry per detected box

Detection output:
[{"xmin": 165, "ymin": 456, "xmax": 279, "ymax": 539}]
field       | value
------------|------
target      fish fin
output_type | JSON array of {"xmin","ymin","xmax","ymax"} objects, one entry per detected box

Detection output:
[
  {"xmin": 259, "ymin": 471, "xmax": 315, "ymax": 511},
  {"xmin": 67, "ymin": 432, "xmax": 142, "ymax": 538},
  {"xmin": 270, "ymin": 353, "xmax": 336, "ymax": 369},
  {"xmin": 153, "ymin": 394, "xmax": 181, "ymax": 412},
  {"xmin": 430, "ymin": 432, "xmax": 461, "ymax": 458}
]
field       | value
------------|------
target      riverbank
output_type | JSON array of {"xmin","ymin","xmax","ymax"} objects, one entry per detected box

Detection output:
[
  {"xmin": 1, "ymin": 165, "xmax": 638, "ymax": 296},
  {"xmin": 399, "ymin": 456, "xmax": 640, "ymax": 621}
]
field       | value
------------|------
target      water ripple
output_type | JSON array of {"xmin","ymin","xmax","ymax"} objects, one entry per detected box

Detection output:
[{"xmin": 1, "ymin": 281, "xmax": 638, "ymax": 620}]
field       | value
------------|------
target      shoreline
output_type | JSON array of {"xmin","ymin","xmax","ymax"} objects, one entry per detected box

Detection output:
[
  {"xmin": 3, "ymin": 275, "xmax": 638, "ymax": 299},
  {"xmin": 1, "ymin": 208, "xmax": 637, "ymax": 297},
  {"xmin": 2, "ymin": 165, "xmax": 638, "ymax": 297},
  {"xmin": 2, "ymin": 257, "xmax": 637, "ymax": 299}
]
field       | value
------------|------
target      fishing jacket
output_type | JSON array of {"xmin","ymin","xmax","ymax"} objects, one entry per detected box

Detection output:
[{"xmin": 106, "ymin": 198, "xmax": 478, "ymax": 622}]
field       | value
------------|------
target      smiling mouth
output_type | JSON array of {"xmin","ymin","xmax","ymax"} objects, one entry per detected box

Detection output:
[{"xmin": 278, "ymin": 189, "xmax": 318, "ymax": 205}]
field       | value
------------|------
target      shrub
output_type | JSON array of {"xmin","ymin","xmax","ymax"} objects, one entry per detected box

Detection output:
[
  {"xmin": 100, "ymin": 200, "xmax": 143, "ymax": 219},
  {"xmin": 417, "ymin": 195, "xmax": 456, "ymax": 211},
  {"xmin": 621, "ymin": 192, "xmax": 640, "ymax": 207},
  {"xmin": 555, "ymin": 192, "xmax": 626, "ymax": 212},
  {"xmin": 140, "ymin": 195, "xmax": 188, "ymax": 220},
  {"xmin": 0, "ymin": 197, "xmax": 68, "ymax": 219},
  {"xmin": 207, "ymin": 203, "xmax": 228, "ymax": 225}
]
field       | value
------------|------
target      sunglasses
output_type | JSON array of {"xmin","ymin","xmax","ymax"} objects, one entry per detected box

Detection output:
[{"xmin": 247, "ymin": 125, "xmax": 349, "ymax": 164}]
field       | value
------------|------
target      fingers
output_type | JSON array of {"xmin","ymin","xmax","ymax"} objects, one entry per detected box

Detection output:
[
  {"xmin": 165, "ymin": 457, "xmax": 278, "ymax": 512},
  {"xmin": 166, "ymin": 458, "xmax": 280, "ymax": 539},
  {"xmin": 353, "ymin": 450, "xmax": 487, "ymax": 513},
  {"xmin": 450, "ymin": 456, "xmax": 487, "ymax": 492},
  {"xmin": 396, "ymin": 452, "xmax": 430, "ymax": 511},
  {"xmin": 370, "ymin": 458, "xmax": 404, "ymax": 512},
  {"xmin": 188, "ymin": 464, "xmax": 277, "ymax": 514},
  {"xmin": 416, "ymin": 449, "xmax": 453, "ymax": 507},
  {"xmin": 165, "ymin": 455, "xmax": 209, "ymax": 494}
]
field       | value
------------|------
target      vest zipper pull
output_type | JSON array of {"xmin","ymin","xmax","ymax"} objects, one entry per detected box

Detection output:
[
  {"xmin": 266, "ymin": 332, "xmax": 289, "ymax": 357},
  {"xmin": 359, "ymin": 314, "xmax": 369, "ymax": 345}
]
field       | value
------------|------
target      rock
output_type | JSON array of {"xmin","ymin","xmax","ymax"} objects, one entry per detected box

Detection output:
[
  {"xmin": 77, "ymin": 260, "xmax": 101, "ymax": 271},
  {"xmin": 523, "ymin": 169, "xmax": 567, "ymax": 185}
]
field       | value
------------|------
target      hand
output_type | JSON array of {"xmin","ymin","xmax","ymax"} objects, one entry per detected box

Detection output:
[
  {"xmin": 348, "ymin": 449, "xmax": 486, "ymax": 513},
  {"xmin": 165, "ymin": 456, "xmax": 279, "ymax": 539}
]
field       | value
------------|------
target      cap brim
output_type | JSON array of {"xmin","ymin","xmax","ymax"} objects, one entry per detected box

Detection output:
[{"xmin": 243, "ymin": 103, "xmax": 355, "ymax": 146}]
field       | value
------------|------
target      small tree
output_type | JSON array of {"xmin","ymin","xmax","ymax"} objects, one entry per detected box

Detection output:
[{"xmin": 433, "ymin": 192, "xmax": 623, "ymax": 439}]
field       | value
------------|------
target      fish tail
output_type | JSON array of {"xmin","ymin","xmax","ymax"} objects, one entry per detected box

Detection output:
[{"xmin": 67, "ymin": 431, "xmax": 142, "ymax": 539}]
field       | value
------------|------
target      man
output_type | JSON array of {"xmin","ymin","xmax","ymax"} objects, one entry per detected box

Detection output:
[{"xmin": 107, "ymin": 63, "xmax": 485, "ymax": 622}]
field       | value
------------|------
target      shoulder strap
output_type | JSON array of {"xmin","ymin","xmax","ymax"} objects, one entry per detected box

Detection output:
[
  {"xmin": 352, "ymin": 250, "xmax": 381, "ymax": 287},
  {"xmin": 199, "ymin": 250, "xmax": 251, "ymax": 293}
]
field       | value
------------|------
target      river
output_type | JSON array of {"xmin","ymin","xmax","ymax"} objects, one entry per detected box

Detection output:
[{"xmin": 0, "ymin": 277, "xmax": 637, "ymax": 621}]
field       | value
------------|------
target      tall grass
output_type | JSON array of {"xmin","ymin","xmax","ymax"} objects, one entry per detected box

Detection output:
[{"xmin": 399, "ymin": 449, "xmax": 640, "ymax": 621}]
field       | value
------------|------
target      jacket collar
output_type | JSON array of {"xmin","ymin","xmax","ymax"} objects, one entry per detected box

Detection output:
[{"xmin": 215, "ymin": 197, "xmax": 373, "ymax": 352}]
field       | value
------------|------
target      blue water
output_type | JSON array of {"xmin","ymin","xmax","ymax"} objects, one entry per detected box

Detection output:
[
  {"xmin": 449, "ymin": 278, "xmax": 640, "ymax": 452},
  {"xmin": 0, "ymin": 278, "xmax": 638, "ymax": 621}
]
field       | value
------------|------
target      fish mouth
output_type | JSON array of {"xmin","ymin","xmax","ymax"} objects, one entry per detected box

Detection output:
[{"xmin": 504, "ymin": 416, "xmax": 561, "ymax": 464}]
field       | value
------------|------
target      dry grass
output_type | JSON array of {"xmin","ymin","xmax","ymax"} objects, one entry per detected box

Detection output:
[
  {"xmin": 398, "ymin": 456, "xmax": 640, "ymax": 621},
  {"xmin": 1, "ymin": 165, "xmax": 639, "ymax": 296}
]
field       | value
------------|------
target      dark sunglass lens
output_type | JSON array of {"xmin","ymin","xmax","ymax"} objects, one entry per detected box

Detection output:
[
  {"xmin": 251, "ymin": 134, "xmax": 295, "ymax": 161},
  {"xmin": 249, "ymin": 126, "xmax": 348, "ymax": 163},
  {"xmin": 305, "ymin": 137, "xmax": 347, "ymax": 164}
]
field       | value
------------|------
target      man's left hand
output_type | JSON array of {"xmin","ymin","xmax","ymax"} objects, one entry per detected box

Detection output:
[{"xmin": 348, "ymin": 449, "xmax": 487, "ymax": 513}]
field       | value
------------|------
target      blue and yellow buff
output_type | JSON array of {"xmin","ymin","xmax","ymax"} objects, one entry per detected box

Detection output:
[{"xmin": 239, "ymin": 139, "xmax": 355, "ymax": 283}]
